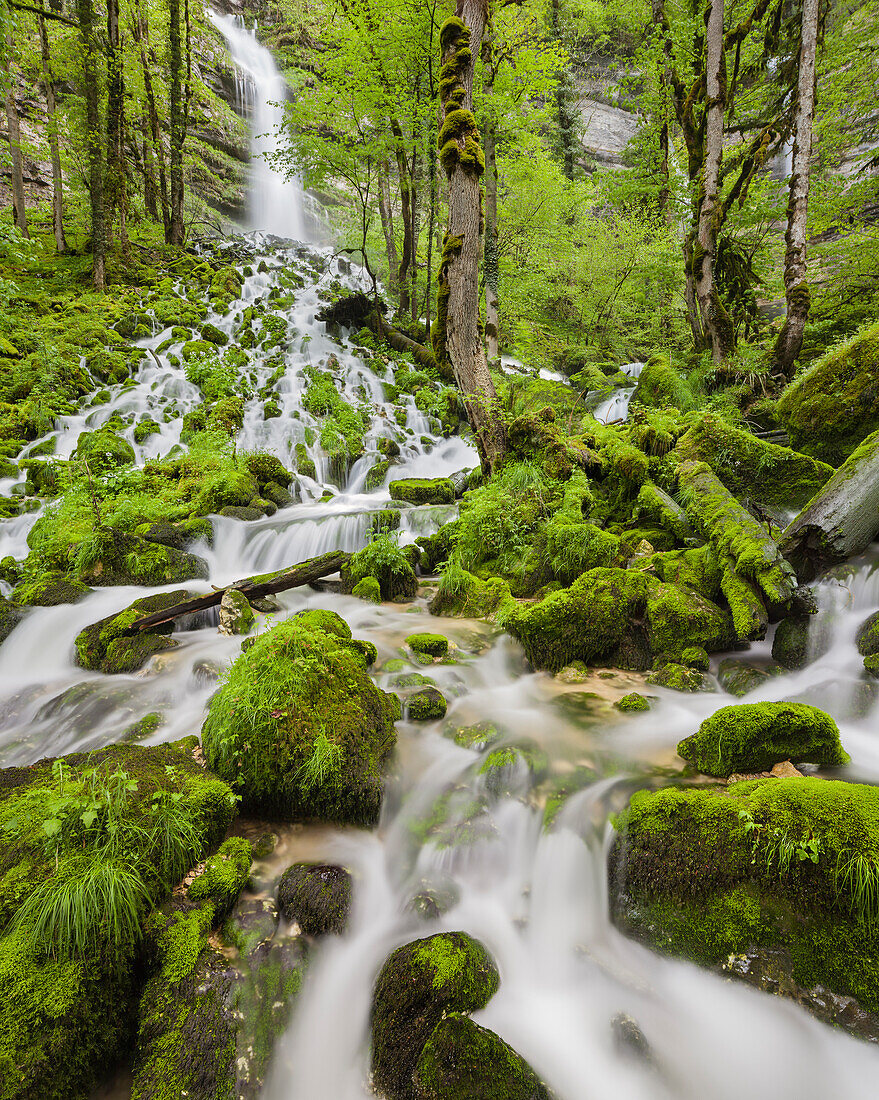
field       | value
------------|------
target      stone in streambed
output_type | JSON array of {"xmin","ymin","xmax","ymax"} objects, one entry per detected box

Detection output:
[
  {"xmin": 371, "ymin": 931, "xmax": 500, "ymax": 1100},
  {"xmin": 677, "ymin": 701, "xmax": 850, "ymax": 778},
  {"xmin": 75, "ymin": 590, "xmax": 193, "ymax": 674},
  {"xmin": 10, "ymin": 571, "xmax": 90, "ymax": 607},
  {"xmin": 717, "ymin": 658, "xmax": 780, "ymax": 697},
  {"xmin": 389, "ymin": 477, "xmax": 455, "ymax": 505},
  {"xmin": 276, "ymin": 863, "xmax": 351, "ymax": 935},
  {"xmin": 0, "ymin": 593, "xmax": 24, "ymax": 643},
  {"xmin": 412, "ymin": 1013, "xmax": 552, "ymax": 1100},
  {"xmin": 408, "ymin": 687, "xmax": 447, "ymax": 721},
  {"xmin": 218, "ymin": 588, "xmax": 255, "ymax": 636},
  {"xmin": 857, "ymin": 611, "xmax": 879, "ymax": 658},
  {"xmin": 406, "ymin": 632, "xmax": 449, "ymax": 659}
]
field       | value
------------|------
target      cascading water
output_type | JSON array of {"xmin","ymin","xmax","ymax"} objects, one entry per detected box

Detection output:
[
  {"xmin": 209, "ymin": 12, "xmax": 308, "ymax": 241},
  {"xmin": 1, "ymin": 19, "xmax": 879, "ymax": 1100}
]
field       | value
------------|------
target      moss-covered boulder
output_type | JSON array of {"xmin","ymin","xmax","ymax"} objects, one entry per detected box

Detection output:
[
  {"xmin": 352, "ymin": 576, "xmax": 382, "ymax": 603},
  {"xmin": 413, "ymin": 1014, "xmax": 551, "ymax": 1100},
  {"xmin": 716, "ymin": 658, "xmax": 779, "ymax": 697},
  {"xmin": 630, "ymin": 354, "xmax": 694, "ymax": 411},
  {"xmin": 677, "ymin": 702, "xmax": 850, "ymax": 777},
  {"xmin": 217, "ymin": 588, "xmax": 254, "ymax": 636},
  {"xmin": 615, "ymin": 692, "xmax": 651, "ymax": 712},
  {"xmin": 372, "ymin": 931, "xmax": 501, "ymax": 1100},
  {"xmin": 0, "ymin": 742, "xmax": 237, "ymax": 1100},
  {"xmin": 276, "ymin": 863, "xmax": 351, "ymax": 935},
  {"xmin": 406, "ymin": 633, "xmax": 449, "ymax": 659},
  {"xmin": 0, "ymin": 594, "xmax": 23, "ymax": 645},
  {"xmin": 408, "ymin": 687, "xmax": 448, "ymax": 722},
  {"xmin": 777, "ymin": 321, "xmax": 879, "ymax": 465},
  {"xmin": 201, "ymin": 613, "xmax": 398, "ymax": 824},
  {"xmin": 341, "ymin": 535, "xmax": 417, "ymax": 602},
  {"xmin": 73, "ymin": 428, "xmax": 136, "ymax": 474},
  {"xmin": 389, "ymin": 478, "xmax": 455, "ymax": 505},
  {"xmin": 503, "ymin": 568, "xmax": 732, "ymax": 673},
  {"xmin": 430, "ymin": 569, "xmax": 512, "ymax": 619},
  {"xmin": 646, "ymin": 662, "xmax": 707, "ymax": 692},
  {"xmin": 771, "ymin": 616, "xmax": 814, "ymax": 670},
  {"xmin": 857, "ymin": 611, "xmax": 879, "ymax": 658},
  {"xmin": 74, "ymin": 530, "xmax": 209, "ymax": 588},
  {"xmin": 74, "ymin": 590, "xmax": 192, "ymax": 674},
  {"xmin": 9, "ymin": 571, "xmax": 89, "ymax": 607},
  {"xmin": 611, "ymin": 777, "xmax": 879, "ymax": 1021}
]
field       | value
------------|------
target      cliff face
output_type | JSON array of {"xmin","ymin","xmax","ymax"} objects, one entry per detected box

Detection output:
[{"xmin": 570, "ymin": 51, "xmax": 639, "ymax": 171}]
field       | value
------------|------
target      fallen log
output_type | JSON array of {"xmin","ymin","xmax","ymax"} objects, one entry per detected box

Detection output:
[
  {"xmin": 124, "ymin": 551, "xmax": 351, "ymax": 634},
  {"xmin": 780, "ymin": 428, "xmax": 879, "ymax": 582},
  {"xmin": 677, "ymin": 460, "xmax": 796, "ymax": 604}
]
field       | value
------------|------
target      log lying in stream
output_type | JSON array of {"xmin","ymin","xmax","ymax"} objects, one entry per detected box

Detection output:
[
  {"xmin": 124, "ymin": 550, "xmax": 351, "ymax": 634},
  {"xmin": 780, "ymin": 429, "xmax": 879, "ymax": 582}
]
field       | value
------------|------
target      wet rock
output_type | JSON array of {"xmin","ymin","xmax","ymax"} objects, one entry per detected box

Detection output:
[
  {"xmin": 413, "ymin": 1013, "xmax": 552, "ymax": 1100},
  {"xmin": 192, "ymin": 658, "xmax": 224, "ymax": 685},
  {"xmin": 73, "ymin": 427, "xmax": 136, "ymax": 473},
  {"xmin": 611, "ymin": 1012, "xmax": 653, "ymax": 1065},
  {"xmin": 218, "ymin": 587, "xmax": 255, "ymax": 636},
  {"xmin": 220, "ymin": 504, "xmax": 265, "ymax": 522},
  {"xmin": 614, "ymin": 692, "xmax": 651, "ymax": 712},
  {"xmin": 389, "ymin": 477, "xmax": 455, "ymax": 505},
  {"xmin": 75, "ymin": 530, "xmax": 208, "ymax": 587},
  {"xmin": 772, "ymin": 616, "xmax": 815, "ymax": 670},
  {"xmin": 857, "ymin": 611, "xmax": 879, "ymax": 658},
  {"xmin": 407, "ymin": 879, "xmax": 461, "ymax": 920},
  {"xmin": 263, "ymin": 480, "xmax": 294, "ymax": 508},
  {"xmin": 10, "ymin": 571, "xmax": 90, "ymax": 607},
  {"xmin": 224, "ymin": 896, "xmax": 280, "ymax": 956},
  {"xmin": 248, "ymin": 594, "xmax": 281, "ymax": 614},
  {"xmin": 717, "ymin": 658, "xmax": 780, "ymax": 697},
  {"xmin": 371, "ymin": 931, "xmax": 500, "ymax": 1100},
  {"xmin": 0, "ymin": 593, "xmax": 24, "ymax": 643},
  {"xmin": 555, "ymin": 662, "xmax": 591, "ymax": 684},
  {"xmin": 677, "ymin": 701, "xmax": 849, "ymax": 777},
  {"xmin": 201, "ymin": 612, "xmax": 397, "ymax": 825},
  {"xmin": 646, "ymin": 663, "xmax": 708, "ymax": 692},
  {"xmin": 352, "ymin": 576, "xmax": 382, "ymax": 602},
  {"xmin": 276, "ymin": 863, "xmax": 352, "ymax": 935},
  {"xmin": 408, "ymin": 686, "xmax": 448, "ymax": 721},
  {"xmin": 75, "ymin": 590, "xmax": 193, "ymax": 674},
  {"xmin": 406, "ymin": 632, "xmax": 449, "ymax": 660}
]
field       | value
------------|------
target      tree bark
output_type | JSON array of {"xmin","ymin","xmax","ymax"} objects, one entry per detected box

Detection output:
[
  {"xmin": 167, "ymin": 0, "xmax": 186, "ymax": 244},
  {"xmin": 76, "ymin": 0, "xmax": 106, "ymax": 289},
  {"xmin": 780, "ymin": 430, "xmax": 879, "ymax": 583},
  {"xmin": 695, "ymin": 0, "xmax": 735, "ymax": 362},
  {"xmin": 482, "ymin": 21, "xmax": 500, "ymax": 366},
  {"xmin": 391, "ymin": 120, "xmax": 414, "ymax": 315},
  {"xmin": 4, "ymin": 36, "xmax": 29, "ymax": 239},
  {"xmin": 133, "ymin": 3, "xmax": 171, "ymax": 236},
  {"xmin": 106, "ymin": 0, "xmax": 127, "ymax": 245},
  {"xmin": 434, "ymin": 5, "xmax": 505, "ymax": 472},
  {"xmin": 772, "ymin": 0, "xmax": 819, "ymax": 380},
  {"xmin": 378, "ymin": 162, "xmax": 399, "ymax": 294},
  {"xmin": 38, "ymin": 9, "xmax": 66, "ymax": 252}
]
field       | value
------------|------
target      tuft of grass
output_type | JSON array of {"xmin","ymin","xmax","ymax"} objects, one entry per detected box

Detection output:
[
  {"xmin": 836, "ymin": 851, "xmax": 879, "ymax": 930},
  {"xmin": 295, "ymin": 730, "xmax": 343, "ymax": 793}
]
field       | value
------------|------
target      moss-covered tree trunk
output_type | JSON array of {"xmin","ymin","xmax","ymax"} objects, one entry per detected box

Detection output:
[
  {"xmin": 378, "ymin": 162, "xmax": 400, "ymax": 295},
  {"xmin": 167, "ymin": 0, "xmax": 186, "ymax": 245},
  {"xmin": 106, "ymin": 0, "xmax": 127, "ymax": 246},
  {"xmin": 38, "ymin": 5, "xmax": 67, "ymax": 253},
  {"xmin": 4, "ymin": 34, "xmax": 29, "ymax": 240},
  {"xmin": 773, "ymin": 0, "xmax": 819, "ymax": 380},
  {"xmin": 482, "ymin": 20, "xmax": 500, "ymax": 367},
  {"xmin": 433, "ymin": 6, "xmax": 506, "ymax": 472},
  {"xmin": 694, "ymin": 0, "xmax": 735, "ymax": 363},
  {"xmin": 134, "ymin": 2, "xmax": 171, "ymax": 237},
  {"xmin": 76, "ymin": 0, "xmax": 106, "ymax": 289}
]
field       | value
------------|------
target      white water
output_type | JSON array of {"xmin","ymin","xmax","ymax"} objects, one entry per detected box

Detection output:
[
  {"xmin": 2, "ymin": 22, "xmax": 879, "ymax": 1100},
  {"xmin": 593, "ymin": 361, "xmax": 645, "ymax": 424}
]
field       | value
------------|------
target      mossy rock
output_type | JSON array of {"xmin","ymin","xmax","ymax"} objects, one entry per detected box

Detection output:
[
  {"xmin": 406, "ymin": 633, "xmax": 449, "ymax": 659},
  {"xmin": 0, "ymin": 742, "xmax": 237, "ymax": 1100},
  {"xmin": 276, "ymin": 863, "xmax": 351, "ymax": 935},
  {"xmin": 777, "ymin": 320, "xmax": 879, "ymax": 465},
  {"xmin": 389, "ymin": 478, "xmax": 455, "ymax": 506},
  {"xmin": 242, "ymin": 452, "xmax": 292, "ymax": 488},
  {"xmin": 218, "ymin": 588, "xmax": 255, "ymax": 636},
  {"xmin": 0, "ymin": 594, "xmax": 23, "ymax": 645},
  {"xmin": 630, "ymin": 354, "xmax": 694, "ymax": 411},
  {"xmin": 504, "ymin": 568, "xmax": 732, "ymax": 673},
  {"xmin": 413, "ymin": 1013, "xmax": 551, "ymax": 1100},
  {"xmin": 771, "ymin": 616, "xmax": 814, "ymax": 671},
  {"xmin": 646, "ymin": 662, "xmax": 707, "ymax": 692},
  {"xmin": 615, "ymin": 692, "xmax": 651, "ymax": 712},
  {"xmin": 611, "ymin": 777, "xmax": 879, "ymax": 1019},
  {"xmin": 200, "ymin": 322, "xmax": 229, "ymax": 346},
  {"xmin": 75, "ymin": 530, "xmax": 209, "ymax": 588},
  {"xmin": 263, "ymin": 481, "xmax": 294, "ymax": 508},
  {"xmin": 352, "ymin": 576, "xmax": 381, "ymax": 603},
  {"xmin": 75, "ymin": 590, "xmax": 192, "ymax": 674},
  {"xmin": 73, "ymin": 428, "xmax": 135, "ymax": 474},
  {"xmin": 133, "ymin": 418, "xmax": 161, "ymax": 445},
  {"xmin": 11, "ymin": 571, "xmax": 90, "ymax": 608},
  {"xmin": 857, "ymin": 611, "xmax": 879, "ymax": 658},
  {"xmin": 341, "ymin": 541, "xmax": 417, "ymax": 603},
  {"xmin": 716, "ymin": 658, "xmax": 779, "ymax": 698},
  {"xmin": 187, "ymin": 836, "xmax": 253, "ymax": 918},
  {"xmin": 201, "ymin": 614, "xmax": 398, "ymax": 825},
  {"xmin": 371, "ymin": 931, "xmax": 501, "ymax": 1100},
  {"xmin": 408, "ymin": 687, "xmax": 448, "ymax": 722},
  {"xmin": 430, "ymin": 570, "xmax": 512, "ymax": 619},
  {"xmin": 677, "ymin": 702, "xmax": 850, "ymax": 777}
]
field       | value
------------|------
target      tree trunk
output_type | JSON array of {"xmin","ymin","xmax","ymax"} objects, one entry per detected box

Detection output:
[
  {"xmin": 482, "ymin": 23, "xmax": 500, "ymax": 366},
  {"xmin": 695, "ymin": 0, "xmax": 735, "ymax": 363},
  {"xmin": 134, "ymin": 4, "xmax": 171, "ymax": 237},
  {"xmin": 773, "ymin": 0, "xmax": 819, "ymax": 380},
  {"xmin": 167, "ymin": 0, "xmax": 186, "ymax": 244},
  {"xmin": 4, "ymin": 37, "xmax": 29, "ymax": 239},
  {"xmin": 76, "ymin": 0, "xmax": 106, "ymax": 289},
  {"xmin": 409, "ymin": 148, "xmax": 420, "ymax": 323},
  {"xmin": 391, "ymin": 121, "xmax": 414, "ymax": 315},
  {"xmin": 38, "ymin": 9, "xmax": 66, "ymax": 252},
  {"xmin": 780, "ymin": 430, "xmax": 879, "ymax": 583},
  {"xmin": 106, "ymin": 0, "xmax": 126, "ymax": 246},
  {"xmin": 434, "ymin": 6, "xmax": 505, "ymax": 472},
  {"xmin": 424, "ymin": 139, "xmax": 438, "ymax": 332},
  {"xmin": 378, "ymin": 163, "xmax": 399, "ymax": 294}
]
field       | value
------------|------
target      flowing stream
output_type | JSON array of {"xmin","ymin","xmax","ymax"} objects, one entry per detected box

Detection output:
[{"xmin": 4, "ymin": 18, "xmax": 879, "ymax": 1100}]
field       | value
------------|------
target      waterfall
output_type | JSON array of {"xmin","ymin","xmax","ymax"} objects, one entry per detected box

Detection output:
[{"xmin": 209, "ymin": 11, "xmax": 307, "ymax": 240}]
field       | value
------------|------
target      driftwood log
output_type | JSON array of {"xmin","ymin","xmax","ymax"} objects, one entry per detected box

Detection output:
[
  {"xmin": 125, "ymin": 551, "xmax": 351, "ymax": 634},
  {"xmin": 781, "ymin": 429, "xmax": 879, "ymax": 582}
]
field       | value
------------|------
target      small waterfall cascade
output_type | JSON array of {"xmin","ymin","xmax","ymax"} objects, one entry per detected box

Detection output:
[{"xmin": 209, "ymin": 11, "xmax": 307, "ymax": 241}]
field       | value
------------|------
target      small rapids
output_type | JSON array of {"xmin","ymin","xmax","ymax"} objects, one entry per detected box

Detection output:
[{"xmin": 1, "ymin": 16, "xmax": 878, "ymax": 1100}]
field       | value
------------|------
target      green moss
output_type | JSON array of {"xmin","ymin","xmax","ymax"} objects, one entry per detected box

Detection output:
[
  {"xmin": 406, "ymin": 633, "xmax": 449, "ymax": 659},
  {"xmin": 74, "ymin": 590, "xmax": 191, "ymax": 673},
  {"xmin": 630, "ymin": 354, "xmax": 694, "ymax": 411},
  {"xmin": 73, "ymin": 428, "xmax": 136, "ymax": 474},
  {"xmin": 646, "ymin": 662, "xmax": 706, "ymax": 692},
  {"xmin": 408, "ymin": 687, "xmax": 448, "ymax": 722},
  {"xmin": 777, "ymin": 320, "xmax": 879, "ymax": 464},
  {"xmin": 201, "ymin": 616, "xmax": 398, "ymax": 825},
  {"xmin": 615, "ymin": 692, "xmax": 651, "ymax": 712},
  {"xmin": 677, "ymin": 701, "xmax": 850, "ymax": 777},
  {"xmin": 11, "ymin": 571, "xmax": 90, "ymax": 607},
  {"xmin": 352, "ymin": 576, "xmax": 382, "ymax": 603},
  {"xmin": 187, "ymin": 837, "xmax": 252, "ymax": 918},
  {"xmin": 389, "ymin": 478, "xmax": 455, "ymax": 505},
  {"xmin": 413, "ymin": 1013, "xmax": 551, "ymax": 1100},
  {"xmin": 342, "ymin": 534, "xmax": 417, "ymax": 602},
  {"xmin": 372, "ymin": 931, "xmax": 500, "ymax": 1100},
  {"xmin": 613, "ymin": 777, "xmax": 879, "ymax": 1013}
]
